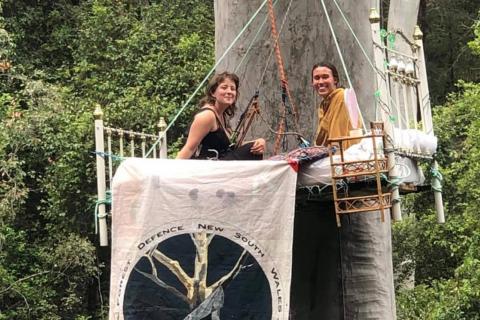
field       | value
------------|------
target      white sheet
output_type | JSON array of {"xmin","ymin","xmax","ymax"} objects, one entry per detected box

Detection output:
[{"xmin": 109, "ymin": 158, "xmax": 297, "ymax": 320}]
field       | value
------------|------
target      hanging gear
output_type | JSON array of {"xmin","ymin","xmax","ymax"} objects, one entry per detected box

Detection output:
[
  {"xmin": 230, "ymin": 92, "xmax": 261, "ymax": 149},
  {"xmin": 267, "ymin": 0, "xmax": 305, "ymax": 154}
]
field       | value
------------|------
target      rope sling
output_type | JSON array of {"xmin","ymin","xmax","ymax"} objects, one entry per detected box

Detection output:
[{"xmin": 266, "ymin": 0, "xmax": 302, "ymax": 154}]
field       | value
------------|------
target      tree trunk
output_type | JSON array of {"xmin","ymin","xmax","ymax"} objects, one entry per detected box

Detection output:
[
  {"xmin": 215, "ymin": 1, "xmax": 397, "ymax": 319},
  {"xmin": 214, "ymin": 0, "xmax": 377, "ymax": 151}
]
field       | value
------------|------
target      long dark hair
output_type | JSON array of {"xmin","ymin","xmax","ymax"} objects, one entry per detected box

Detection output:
[
  {"xmin": 311, "ymin": 62, "xmax": 340, "ymax": 87},
  {"xmin": 199, "ymin": 72, "xmax": 240, "ymax": 124}
]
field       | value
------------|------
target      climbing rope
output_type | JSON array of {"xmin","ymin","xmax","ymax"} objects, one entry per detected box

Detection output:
[
  {"xmin": 266, "ymin": 0, "xmax": 302, "ymax": 154},
  {"xmin": 320, "ymin": 0, "xmax": 353, "ymax": 90},
  {"xmin": 145, "ymin": 0, "xmax": 270, "ymax": 157},
  {"xmin": 234, "ymin": 0, "xmax": 309, "ymax": 150},
  {"xmin": 380, "ymin": 173, "xmax": 401, "ymax": 204},
  {"xmin": 331, "ymin": 0, "xmax": 377, "ymax": 73},
  {"xmin": 94, "ymin": 190, "xmax": 111, "ymax": 234},
  {"xmin": 320, "ymin": 0, "xmax": 367, "ymax": 133},
  {"xmin": 235, "ymin": 9, "xmax": 269, "ymax": 74},
  {"xmin": 93, "ymin": 151, "xmax": 125, "ymax": 163},
  {"xmin": 430, "ymin": 167, "xmax": 443, "ymax": 193}
]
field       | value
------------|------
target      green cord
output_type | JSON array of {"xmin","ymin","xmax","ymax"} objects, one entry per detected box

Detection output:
[
  {"xmin": 381, "ymin": 173, "xmax": 401, "ymax": 204},
  {"xmin": 430, "ymin": 167, "xmax": 443, "ymax": 192},
  {"xmin": 94, "ymin": 190, "xmax": 112, "ymax": 234},
  {"xmin": 380, "ymin": 28, "xmax": 388, "ymax": 40},
  {"xmin": 387, "ymin": 32, "xmax": 396, "ymax": 48}
]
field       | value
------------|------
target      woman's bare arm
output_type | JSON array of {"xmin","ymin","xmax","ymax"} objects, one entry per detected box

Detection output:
[{"xmin": 176, "ymin": 111, "xmax": 216, "ymax": 159}]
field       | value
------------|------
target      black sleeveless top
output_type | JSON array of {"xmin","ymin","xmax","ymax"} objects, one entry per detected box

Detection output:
[{"xmin": 192, "ymin": 107, "xmax": 231, "ymax": 159}]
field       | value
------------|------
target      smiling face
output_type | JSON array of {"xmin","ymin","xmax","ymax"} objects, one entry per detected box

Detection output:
[
  {"xmin": 312, "ymin": 66, "xmax": 338, "ymax": 98},
  {"xmin": 212, "ymin": 78, "xmax": 237, "ymax": 107}
]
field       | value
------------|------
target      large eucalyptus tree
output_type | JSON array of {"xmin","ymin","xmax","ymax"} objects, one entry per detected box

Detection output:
[{"xmin": 214, "ymin": 1, "xmax": 422, "ymax": 318}]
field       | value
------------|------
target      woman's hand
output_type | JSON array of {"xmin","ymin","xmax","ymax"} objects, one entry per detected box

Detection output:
[{"xmin": 250, "ymin": 138, "xmax": 266, "ymax": 155}]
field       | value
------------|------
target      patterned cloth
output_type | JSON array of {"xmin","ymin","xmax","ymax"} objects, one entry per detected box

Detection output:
[{"xmin": 269, "ymin": 146, "xmax": 331, "ymax": 171}]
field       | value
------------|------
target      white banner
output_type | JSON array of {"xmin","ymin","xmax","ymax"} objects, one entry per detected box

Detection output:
[{"xmin": 109, "ymin": 158, "xmax": 298, "ymax": 320}]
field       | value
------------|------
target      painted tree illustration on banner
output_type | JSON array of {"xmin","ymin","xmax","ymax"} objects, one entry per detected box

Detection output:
[{"xmin": 124, "ymin": 233, "xmax": 272, "ymax": 319}]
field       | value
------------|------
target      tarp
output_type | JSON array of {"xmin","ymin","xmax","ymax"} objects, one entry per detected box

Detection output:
[{"xmin": 109, "ymin": 158, "xmax": 298, "ymax": 320}]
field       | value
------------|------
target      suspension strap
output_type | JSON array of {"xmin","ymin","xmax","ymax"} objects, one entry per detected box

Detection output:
[
  {"xmin": 267, "ymin": 0, "xmax": 301, "ymax": 154},
  {"xmin": 273, "ymin": 105, "xmax": 287, "ymax": 154},
  {"xmin": 230, "ymin": 92, "xmax": 261, "ymax": 149}
]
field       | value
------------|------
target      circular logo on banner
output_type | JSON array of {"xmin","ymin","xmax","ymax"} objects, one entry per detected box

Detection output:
[{"xmin": 117, "ymin": 221, "xmax": 287, "ymax": 320}]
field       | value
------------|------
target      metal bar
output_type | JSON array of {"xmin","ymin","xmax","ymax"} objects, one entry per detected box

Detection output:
[
  {"xmin": 129, "ymin": 132, "xmax": 135, "ymax": 157},
  {"xmin": 94, "ymin": 106, "xmax": 108, "ymax": 246},
  {"xmin": 107, "ymin": 128, "xmax": 113, "ymax": 191},
  {"xmin": 328, "ymin": 133, "xmax": 384, "ymax": 142},
  {"xmin": 328, "ymin": 145, "xmax": 341, "ymax": 227},
  {"xmin": 370, "ymin": 14, "xmax": 402, "ymax": 221},
  {"xmin": 141, "ymin": 134, "xmax": 146, "ymax": 158},
  {"xmin": 402, "ymin": 82, "xmax": 410, "ymax": 129},
  {"xmin": 119, "ymin": 130, "xmax": 124, "ymax": 157},
  {"xmin": 409, "ymin": 82, "xmax": 418, "ymax": 131}
]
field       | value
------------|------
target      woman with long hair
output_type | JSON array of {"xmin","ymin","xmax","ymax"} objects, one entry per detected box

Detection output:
[
  {"xmin": 176, "ymin": 72, "xmax": 266, "ymax": 159},
  {"xmin": 312, "ymin": 62, "xmax": 362, "ymax": 149}
]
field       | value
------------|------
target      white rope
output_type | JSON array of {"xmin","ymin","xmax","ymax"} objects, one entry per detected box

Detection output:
[
  {"xmin": 331, "ymin": 0, "xmax": 377, "ymax": 73},
  {"xmin": 235, "ymin": 1, "xmax": 279, "ymax": 73},
  {"xmin": 319, "ymin": 0, "xmax": 353, "ymax": 89},
  {"xmin": 146, "ymin": 0, "xmax": 270, "ymax": 157},
  {"xmin": 319, "ymin": 0, "xmax": 367, "ymax": 133},
  {"xmin": 331, "ymin": 0, "xmax": 412, "ymax": 132}
]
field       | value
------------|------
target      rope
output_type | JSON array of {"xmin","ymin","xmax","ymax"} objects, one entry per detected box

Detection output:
[
  {"xmin": 320, "ymin": 0, "xmax": 368, "ymax": 133},
  {"xmin": 257, "ymin": 0, "xmax": 293, "ymax": 88},
  {"xmin": 267, "ymin": 0, "xmax": 287, "ymax": 88},
  {"xmin": 331, "ymin": 0, "xmax": 377, "ymax": 73},
  {"xmin": 92, "ymin": 151, "xmax": 126, "ymax": 163},
  {"xmin": 145, "ymin": 0, "xmax": 270, "ymax": 158},
  {"xmin": 234, "ymin": 17, "xmax": 267, "ymax": 74},
  {"xmin": 267, "ymin": 0, "xmax": 301, "ymax": 154},
  {"xmin": 380, "ymin": 173, "xmax": 401, "ymax": 204},
  {"xmin": 319, "ymin": 0, "xmax": 353, "ymax": 90},
  {"xmin": 430, "ymin": 167, "xmax": 443, "ymax": 193},
  {"xmin": 256, "ymin": 108, "xmax": 306, "ymax": 139},
  {"xmin": 330, "ymin": 0, "xmax": 420, "ymax": 134},
  {"xmin": 303, "ymin": 184, "xmax": 330, "ymax": 198},
  {"xmin": 94, "ymin": 190, "xmax": 111, "ymax": 234}
]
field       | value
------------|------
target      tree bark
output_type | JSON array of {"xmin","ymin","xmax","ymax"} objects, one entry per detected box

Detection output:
[
  {"xmin": 214, "ymin": 0, "xmax": 377, "ymax": 151},
  {"xmin": 215, "ymin": 1, "xmax": 397, "ymax": 319}
]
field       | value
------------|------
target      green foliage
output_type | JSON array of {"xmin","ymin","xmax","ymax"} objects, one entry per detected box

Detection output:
[
  {"xmin": 1, "ymin": 0, "xmax": 479, "ymax": 318},
  {"xmin": 397, "ymin": 234, "xmax": 480, "ymax": 320},
  {"xmin": 421, "ymin": 0, "xmax": 480, "ymax": 104},
  {"xmin": 0, "ymin": 0, "xmax": 214, "ymax": 318},
  {"xmin": 394, "ymin": 82, "xmax": 480, "ymax": 319},
  {"xmin": 1, "ymin": 0, "xmax": 80, "ymax": 77},
  {"xmin": 69, "ymin": 0, "xmax": 214, "ymax": 139},
  {"xmin": 469, "ymin": 16, "xmax": 480, "ymax": 55}
]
